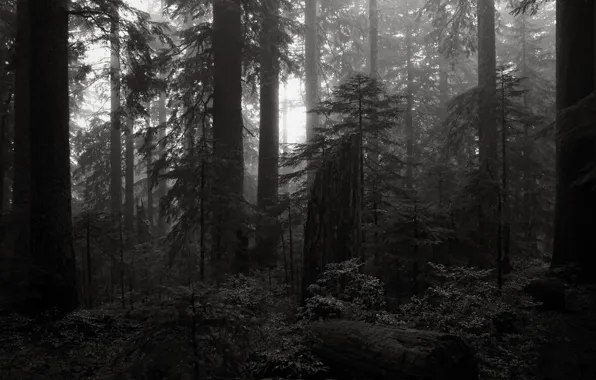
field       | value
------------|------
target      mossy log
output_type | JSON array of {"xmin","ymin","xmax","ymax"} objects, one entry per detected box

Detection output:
[{"xmin": 309, "ymin": 320, "xmax": 478, "ymax": 380}]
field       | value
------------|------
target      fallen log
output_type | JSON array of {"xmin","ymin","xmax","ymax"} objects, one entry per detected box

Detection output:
[{"xmin": 309, "ymin": 320, "xmax": 478, "ymax": 380}]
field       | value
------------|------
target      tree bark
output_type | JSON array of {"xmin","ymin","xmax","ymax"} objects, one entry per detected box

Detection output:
[
  {"xmin": 369, "ymin": 0, "xmax": 378, "ymax": 78},
  {"xmin": 477, "ymin": 0, "xmax": 498, "ymax": 254},
  {"xmin": 212, "ymin": 0, "xmax": 244, "ymax": 275},
  {"xmin": 110, "ymin": 4, "xmax": 122, "ymax": 229},
  {"xmin": 26, "ymin": 0, "xmax": 78, "ymax": 314},
  {"xmin": 156, "ymin": 91, "xmax": 167, "ymax": 236},
  {"xmin": 0, "ymin": 92, "xmax": 12, "ymax": 213},
  {"xmin": 405, "ymin": 15, "xmax": 414, "ymax": 190},
  {"xmin": 551, "ymin": 1, "xmax": 596, "ymax": 282},
  {"xmin": 13, "ymin": 0, "xmax": 30, "ymax": 257},
  {"xmin": 520, "ymin": 15, "xmax": 534, "ymax": 246},
  {"xmin": 302, "ymin": 134, "xmax": 362, "ymax": 302},
  {"xmin": 305, "ymin": 0, "xmax": 319, "ymax": 186},
  {"xmin": 309, "ymin": 320, "xmax": 478, "ymax": 380},
  {"xmin": 125, "ymin": 116, "xmax": 135, "ymax": 245},
  {"xmin": 256, "ymin": 0, "xmax": 280, "ymax": 270},
  {"xmin": 145, "ymin": 101, "xmax": 154, "ymax": 228}
]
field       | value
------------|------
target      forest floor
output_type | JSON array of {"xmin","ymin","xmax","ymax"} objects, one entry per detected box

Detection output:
[
  {"xmin": 537, "ymin": 306, "xmax": 596, "ymax": 380},
  {"xmin": 0, "ymin": 309, "xmax": 142, "ymax": 379},
  {"xmin": 1, "ymin": 285, "xmax": 596, "ymax": 379}
]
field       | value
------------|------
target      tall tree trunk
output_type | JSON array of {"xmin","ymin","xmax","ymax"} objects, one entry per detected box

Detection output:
[
  {"xmin": 369, "ymin": 0, "xmax": 378, "ymax": 78},
  {"xmin": 498, "ymin": 67, "xmax": 511, "ymax": 286},
  {"xmin": 27, "ymin": 0, "xmax": 78, "ymax": 314},
  {"xmin": 0, "ymin": 92, "xmax": 12, "ymax": 213},
  {"xmin": 13, "ymin": 0, "xmax": 30, "ymax": 257},
  {"xmin": 305, "ymin": 0, "xmax": 319, "ymax": 186},
  {"xmin": 145, "ymin": 101, "xmax": 154, "ymax": 228},
  {"xmin": 125, "ymin": 116, "xmax": 135, "ymax": 245},
  {"xmin": 256, "ymin": 0, "xmax": 280, "ymax": 270},
  {"xmin": 369, "ymin": 0, "xmax": 380, "ymax": 262},
  {"xmin": 86, "ymin": 212, "xmax": 93, "ymax": 308},
  {"xmin": 212, "ymin": 0, "xmax": 244, "ymax": 275},
  {"xmin": 281, "ymin": 82, "xmax": 288, "ymax": 193},
  {"xmin": 156, "ymin": 91, "xmax": 167, "ymax": 236},
  {"xmin": 288, "ymin": 199, "xmax": 295, "ymax": 293},
  {"xmin": 551, "ymin": 1, "xmax": 596, "ymax": 282},
  {"xmin": 282, "ymin": 83, "xmax": 288, "ymax": 149},
  {"xmin": 199, "ymin": 118, "xmax": 207, "ymax": 281},
  {"xmin": 110, "ymin": 5, "xmax": 122, "ymax": 231},
  {"xmin": 405, "ymin": 19, "xmax": 414, "ymax": 190},
  {"xmin": 477, "ymin": 0, "xmax": 498, "ymax": 255},
  {"xmin": 437, "ymin": 52, "xmax": 449, "ymax": 206},
  {"xmin": 519, "ymin": 15, "xmax": 534, "ymax": 249}
]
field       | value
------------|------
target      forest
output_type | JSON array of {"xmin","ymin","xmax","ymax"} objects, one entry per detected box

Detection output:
[{"xmin": 0, "ymin": 0, "xmax": 595, "ymax": 379}]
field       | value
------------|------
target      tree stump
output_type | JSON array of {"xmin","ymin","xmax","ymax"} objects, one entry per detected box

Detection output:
[{"xmin": 302, "ymin": 134, "xmax": 363, "ymax": 301}]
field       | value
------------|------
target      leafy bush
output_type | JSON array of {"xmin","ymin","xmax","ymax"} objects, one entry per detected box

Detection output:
[
  {"xmin": 394, "ymin": 262, "xmax": 546, "ymax": 380},
  {"xmin": 298, "ymin": 259, "xmax": 386, "ymax": 321},
  {"xmin": 95, "ymin": 273, "xmax": 327, "ymax": 380},
  {"xmin": 98, "ymin": 275, "xmax": 271, "ymax": 379},
  {"xmin": 251, "ymin": 318, "xmax": 328, "ymax": 379}
]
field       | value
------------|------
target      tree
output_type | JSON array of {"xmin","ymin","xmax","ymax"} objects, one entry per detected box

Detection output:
[
  {"xmin": 156, "ymin": 90, "xmax": 167, "ymax": 236},
  {"xmin": 212, "ymin": 0, "xmax": 245, "ymax": 274},
  {"xmin": 145, "ymin": 101, "xmax": 154, "ymax": 228},
  {"xmin": 477, "ymin": 0, "xmax": 498, "ymax": 251},
  {"xmin": 369, "ymin": 0, "xmax": 378, "ymax": 78},
  {"xmin": 13, "ymin": 0, "xmax": 29, "ymax": 256},
  {"xmin": 125, "ymin": 116, "xmax": 135, "ymax": 244},
  {"xmin": 26, "ymin": 0, "xmax": 78, "ymax": 314},
  {"xmin": 499, "ymin": 3, "xmax": 555, "ymax": 255},
  {"xmin": 305, "ymin": 0, "xmax": 318, "ymax": 186},
  {"xmin": 551, "ymin": 1, "xmax": 596, "ymax": 282},
  {"xmin": 110, "ymin": 3, "xmax": 122, "ymax": 232},
  {"xmin": 405, "ymin": 4, "xmax": 414, "ymax": 189},
  {"xmin": 256, "ymin": 0, "xmax": 280, "ymax": 268}
]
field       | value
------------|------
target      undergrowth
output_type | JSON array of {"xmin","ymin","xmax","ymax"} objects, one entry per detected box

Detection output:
[
  {"xmin": 299, "ymin": 258, "xmax": 555, "ymax": 380},
  {"xmin": 0, "ymin": 259, "xmax": 560, "ymax": 380}
]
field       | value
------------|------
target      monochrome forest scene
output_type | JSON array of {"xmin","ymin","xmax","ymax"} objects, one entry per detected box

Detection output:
[{"xmin": 1, "ymin": 0, "xmax": 596, "ymax": 379}]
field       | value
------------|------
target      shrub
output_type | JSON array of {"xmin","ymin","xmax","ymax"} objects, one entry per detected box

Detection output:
[
  {"xmin": 298, "ymin": 259, "xmax": 386, "ymax": 321},
  {"xmin": 99, "ymin": 275, "xmax": 271, "ymax": 379},
  {"xmin": 394, "ymin": 262, "xmax": 546, "ymax": 380}
]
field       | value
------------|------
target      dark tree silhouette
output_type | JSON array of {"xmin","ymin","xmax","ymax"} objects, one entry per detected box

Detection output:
[
  {"xmin": 551, "ymin": 1, "xmax": 596, "ymax": 282},
  {"xmin": 26, "ymin": 0, "xmax": 78, "ymax": 314},
  {"xmin": 13, "ymin": 0, "xmax": 29, "ymax": 257},
  {"xmin": 257, "ymin": 0, "xmax": 281, "ymax": 268},
  {"xmin": 212, "ymin": 0, "xmax": 245, "ymax": 274},
  {"xmin": 477, "ymin": 0, "xmax": 498, "ymax": 253}
]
